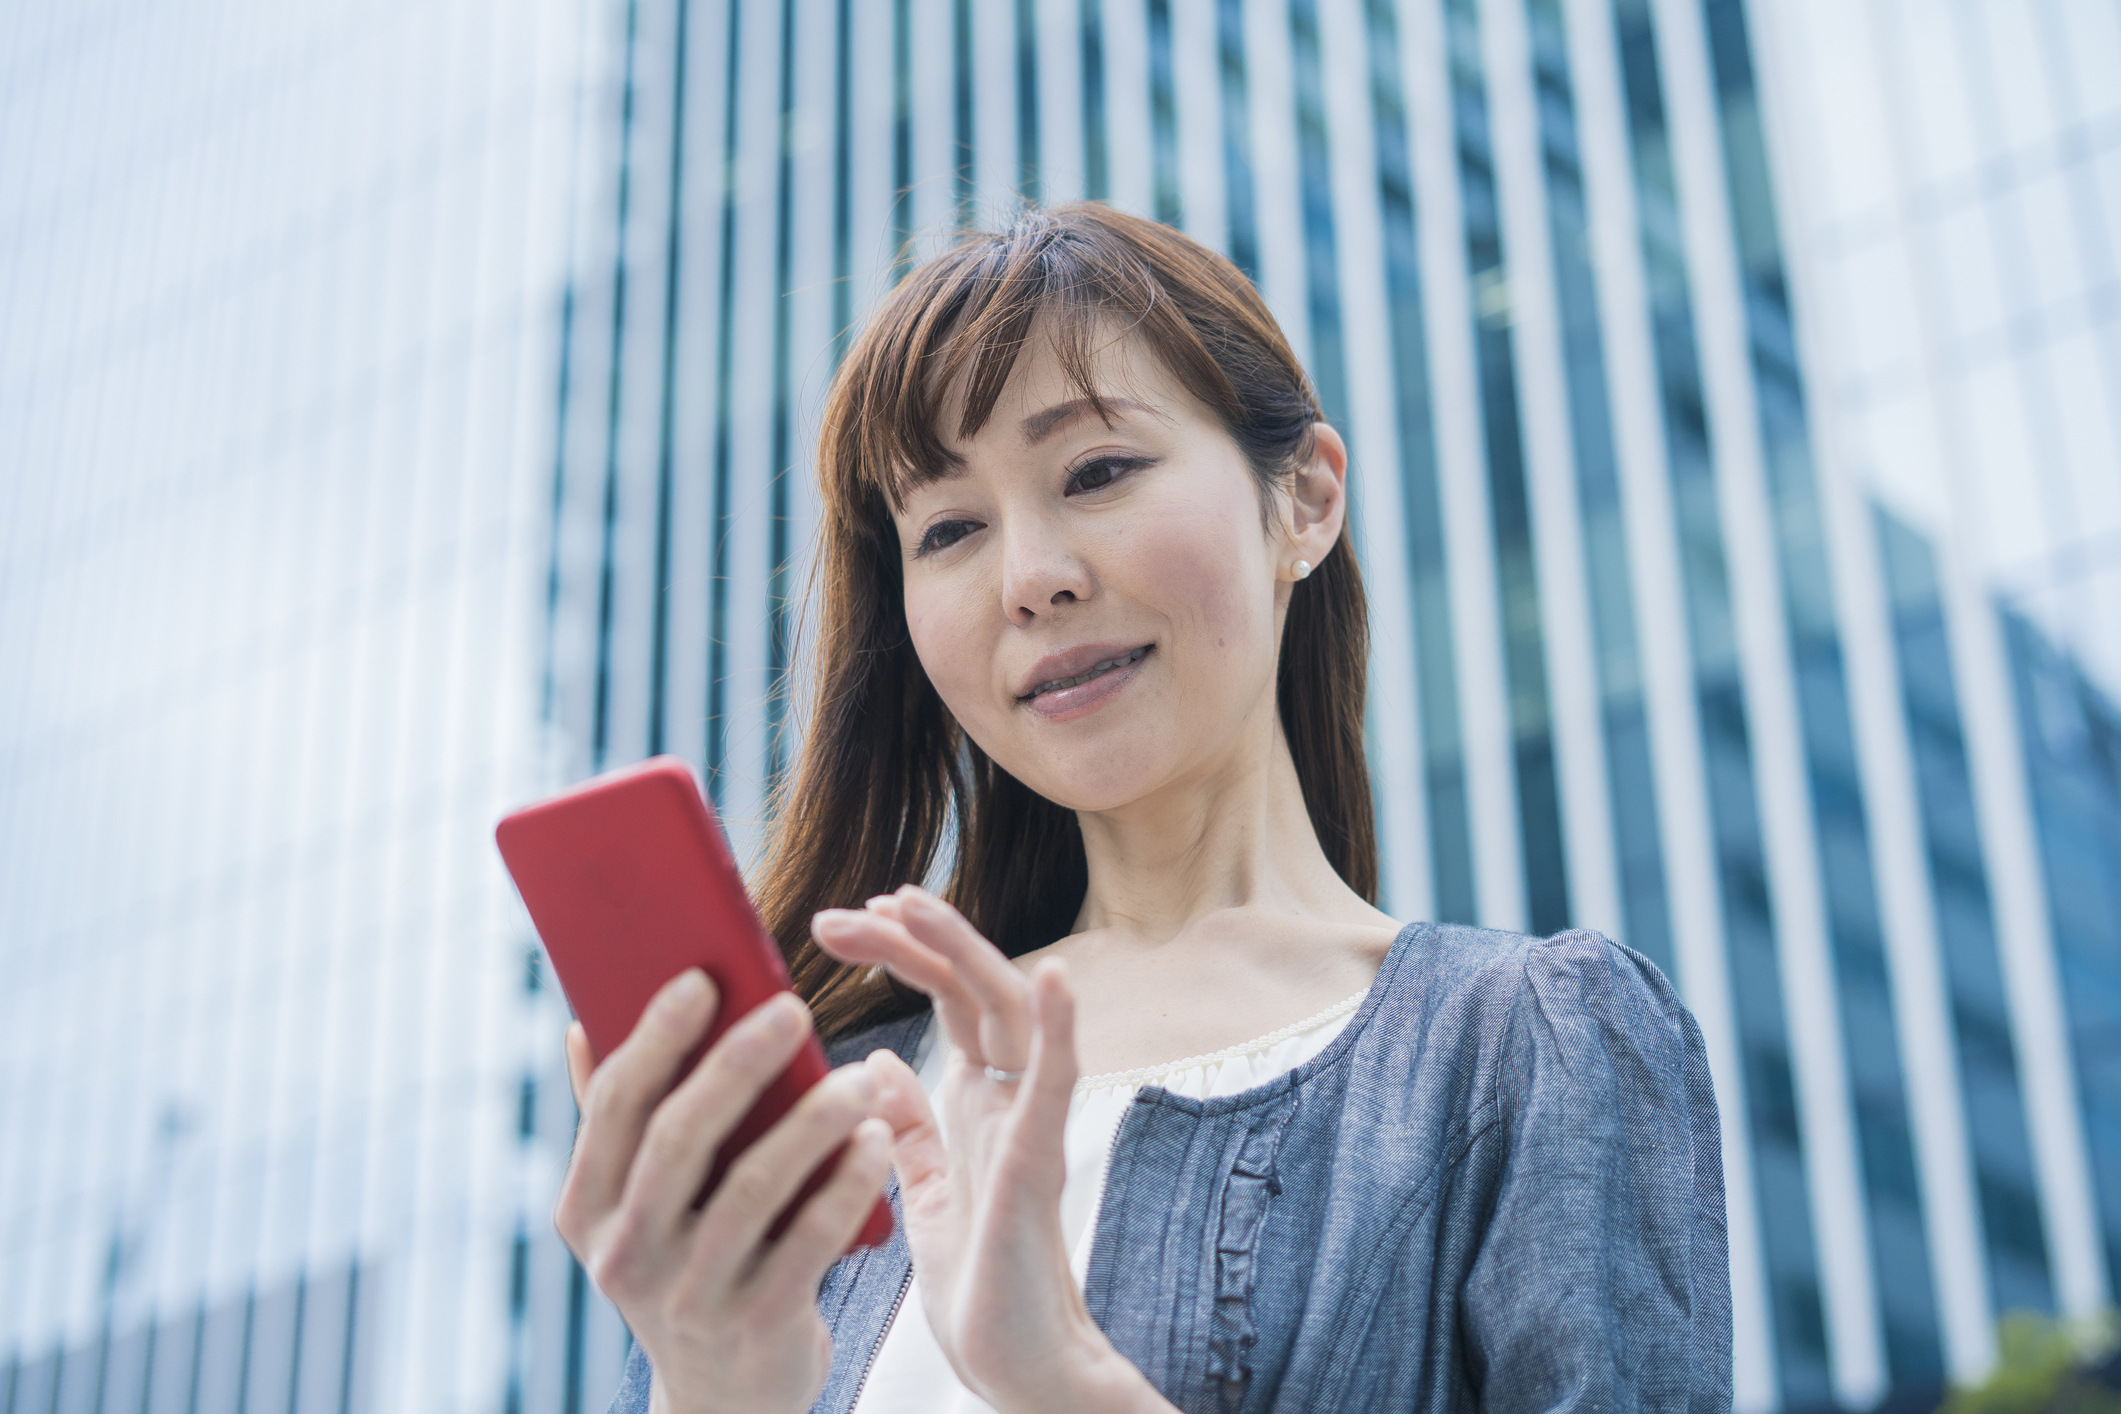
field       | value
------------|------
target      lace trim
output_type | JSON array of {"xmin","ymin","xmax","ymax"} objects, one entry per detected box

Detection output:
[{"xmin": 1073, "ymin": 988, "xmax": 1369, "ymax": 1093}]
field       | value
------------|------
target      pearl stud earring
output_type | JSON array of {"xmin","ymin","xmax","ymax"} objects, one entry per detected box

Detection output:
[{"xmin": 1292, "ymin": 559, "xmax": 1312, "ymax": 581}]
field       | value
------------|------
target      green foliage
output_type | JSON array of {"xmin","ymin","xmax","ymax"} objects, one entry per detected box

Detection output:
[{"xmin": 1941, "ymin": 1310, "xmax": 2121, "ymax": 1414}]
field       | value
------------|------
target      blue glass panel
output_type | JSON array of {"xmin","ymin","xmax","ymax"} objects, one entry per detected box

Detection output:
[{"xmin": 2002, "ymin": 608, "xmax": 2121, "ymax": 1288}]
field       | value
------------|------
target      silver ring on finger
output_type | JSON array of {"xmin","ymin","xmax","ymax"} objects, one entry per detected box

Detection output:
[{"xmin": 983, "ymin": 1065, "xmax": 1027, "ymax": 1084}]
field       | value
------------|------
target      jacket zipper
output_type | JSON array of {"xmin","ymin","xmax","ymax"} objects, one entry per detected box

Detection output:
[
  {"xmin": 1078, "ymin": 1092, "xmax": 1143, "ymax": 1316},
  {"xmin": 845, "ymin": 1264, "xmax": 914, "ymax": 1410}
]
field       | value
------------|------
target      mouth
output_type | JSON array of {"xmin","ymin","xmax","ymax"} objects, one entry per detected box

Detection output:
[{"xmin": 1017, "ymin": 643, "xmax": 1154, "ymax": 706}]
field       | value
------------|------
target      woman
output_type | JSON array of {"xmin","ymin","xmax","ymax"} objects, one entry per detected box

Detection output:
[{"xmin": 558, "ymin": 204, "xmax": 1730, "ymax": 1413}]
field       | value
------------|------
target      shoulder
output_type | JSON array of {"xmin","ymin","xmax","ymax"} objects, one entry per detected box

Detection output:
[
  {"xmin": 1374, "ymin": 922, "xmax": 1704, "ymax": 1099},
  {"xmin": 821, "ymin": 1007, "xmax": 933, "ymax": 1068},
  {"xmin": 1395, "ymin": 920, "xmax": 1686, "ymax": 1029}
]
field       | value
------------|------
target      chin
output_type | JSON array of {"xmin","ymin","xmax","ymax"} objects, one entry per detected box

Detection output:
[{"xmin": 1010, "ymin": 750, "xmax": 1169, "ymax": 815}]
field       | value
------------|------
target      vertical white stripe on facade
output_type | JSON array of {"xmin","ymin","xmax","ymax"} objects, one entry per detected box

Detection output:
[
  {"xmin": 1312, "ymin": 0, "xmax": 1432, "ymax": 924},
  {"xmin": 973, "ymin": 0, "xmax": 1020, "ymax": 221},
  {"xmin": 718, "ymin": 0, "xmax": 789, "ymax": 863},
  {"xmin": 1103, "ymin": 0, "xmax": 1156, "ymax": 216},
  {"xmin": 1745, "ymin": 0, "xmax": 1997, "ymax": 1377},
  {"xmin": 1476, "ymin": 0, "xmax": 1624, "ymax": 945},
  {"xmin": 1648, "ymin": 0, "xmax": 1885, "ymax": 1402},
  {"xmin": 1034, "ymin": 0, "xmax": 1088, "ymax": 204},
  {"xmin": 1558, "ymin": 0, "xmax": 1772, "ymax": 1401},
  {"xmin": 1239, "ymin": 0, "xmax": 1309, "ymax": 367},
  {"xmin": 847, "ymin": 0, "xmax": 902, "ymax": 292},
  {"xmin": 780, "ymin": 0, "xmax": 845, "ymax": 764},
  {"xmin": 1398, "ymin": 0, "xmax": 1525, "ymax": 934},
  {"xmin": 907, "ymin": 0, "xmax": 957, "ymax": 252},
  {"xmin": 655, "ymin": 0, "xmax": 733, "ymax": 774},
  {"xmin": 1168, "ymin": 0, "xmax": 1228, "ymax": 252},
  {"xmin": 609, "ymin": 0, "xmax": 685, "ymax": 775}
]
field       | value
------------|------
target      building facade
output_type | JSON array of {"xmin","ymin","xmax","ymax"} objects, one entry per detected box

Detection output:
[{"xmin": 0, "ymin": 1, "xmax": 597, "ymax": 1411}]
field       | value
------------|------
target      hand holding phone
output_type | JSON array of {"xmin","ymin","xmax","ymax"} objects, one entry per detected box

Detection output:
[
  {"xmin": 495, "ymin": 755, "xmax": 894, "ymax": 1250},
  {"xmin": 498, "ymin": 757, "xmax": 898, "ymax": 1414}
]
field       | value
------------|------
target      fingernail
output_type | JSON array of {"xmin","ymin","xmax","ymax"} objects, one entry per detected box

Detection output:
[
  {"xmin": 667, "ymin": 969, "xmax": 707, "ymax": 1004},
  {"xmin": 751, "ymin": 996, "xmax": 798, "ymax": 1038},
  {"xmin": 812, "ymin": 909, "xmax": 852, "ymax": 934}
]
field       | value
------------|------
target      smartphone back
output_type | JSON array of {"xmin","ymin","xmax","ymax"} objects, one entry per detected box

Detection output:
[
  {"xmin": 497, "ymin": 755, "xmax": 796, "ymax": 1066},
  {"xmin": 496, "ymin": 756, "xmax": 889, "ymax": 1249}
]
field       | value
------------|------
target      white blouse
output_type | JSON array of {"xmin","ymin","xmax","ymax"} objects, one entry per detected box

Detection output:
[{"xmin": 850, "ymin": 990, "xmax": 1369, "ymax": 1414}]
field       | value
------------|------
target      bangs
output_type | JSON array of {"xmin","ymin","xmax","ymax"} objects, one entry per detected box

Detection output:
[{"xmin": 837, "ymin": 208, "xmax": 1250, "ymax": 512}]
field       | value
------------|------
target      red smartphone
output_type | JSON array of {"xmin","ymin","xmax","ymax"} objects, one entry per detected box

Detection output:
[{"xmin": 495, "ymin": 755, "xmax": 892, "ymax": 1253}]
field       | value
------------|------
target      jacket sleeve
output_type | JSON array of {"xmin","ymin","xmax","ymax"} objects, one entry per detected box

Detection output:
[
  {"xmin": 606, "ymin": 1341, "xmax": 652, "ymax": 1414},
  {"xmin": 1458, "ymin": 930, "xmax": 1732, "ymax": 1412}
]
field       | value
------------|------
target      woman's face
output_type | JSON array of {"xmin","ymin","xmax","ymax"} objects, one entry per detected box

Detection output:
[{"xmin": 892, "ymin": 328, "xmax": 1336, "ymax": 814}]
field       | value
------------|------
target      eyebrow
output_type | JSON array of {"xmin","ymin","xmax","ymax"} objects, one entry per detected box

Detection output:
[{"xmin": 1019, "ymin": 396, "xmax": 1155, "ymax": 445}]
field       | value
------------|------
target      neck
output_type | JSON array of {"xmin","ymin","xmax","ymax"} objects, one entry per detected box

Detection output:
[{"xmin": 1070, "ymin": 717, "xmax": 1358, "ymax": 945}]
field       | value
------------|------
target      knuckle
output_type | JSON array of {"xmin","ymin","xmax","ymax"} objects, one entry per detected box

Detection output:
[
  {"xmin": 552, "ymin": 1190, "xmax": 587, "ymax": 1249},
  {"xmin": 585, "ymin": 1244, "xmax": 630, "ymax": 1300},
  {"xmin": 587, "ymin": 1212, "xmax": 651, "ymax": 1299},
  {"xmin": 719, "ymin": 1157, "xmax": 783, "ymax": 1218},
  {"xmin": 637, "ymin": 1109, "xmax": 687, "ymax": 1169},
  {"xmin": 583, "ymin": 1064, "xmax": 635, "ymax": 1116}
]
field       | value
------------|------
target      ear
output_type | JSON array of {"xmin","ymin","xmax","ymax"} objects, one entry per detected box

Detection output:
[{"xmin": 1281, "ymin": 422, "xmax": 1348, "ymax": 580}]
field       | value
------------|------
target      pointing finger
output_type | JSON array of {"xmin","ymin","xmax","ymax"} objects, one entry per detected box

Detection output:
[{"xmin": 894, "ymin": 887, "xmax": 1033, "ymax": 1069}]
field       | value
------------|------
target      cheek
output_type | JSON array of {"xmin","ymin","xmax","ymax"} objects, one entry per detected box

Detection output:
[
  {"xmin": 1124, "ymin": 501, "xmax": 1275, "ymax": 659},
  {"xmin": 904, "ymin": 580, "xmax": 995, "ymax": 719}
]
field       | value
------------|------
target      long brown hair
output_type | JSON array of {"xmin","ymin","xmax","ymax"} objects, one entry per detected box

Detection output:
[{"xmin": 753, "ymin": 203, "xmax": 1375, "ymax": 1039}]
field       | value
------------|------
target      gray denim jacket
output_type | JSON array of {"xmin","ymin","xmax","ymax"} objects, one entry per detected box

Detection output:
[{"xmin": 607, "ymin": 922, "xmax": 1733, "ymax": 1412}]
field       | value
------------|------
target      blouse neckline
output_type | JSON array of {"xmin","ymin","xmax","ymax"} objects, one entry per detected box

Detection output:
[{"xmin": 1072, "ymin": 986, "xmax": 1371, "ymax": 1093}]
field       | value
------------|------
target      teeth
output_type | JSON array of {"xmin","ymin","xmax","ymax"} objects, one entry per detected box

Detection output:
[{"xmin": 1032, "ymin": 646, "xmax": 1147, "ymax": 697}]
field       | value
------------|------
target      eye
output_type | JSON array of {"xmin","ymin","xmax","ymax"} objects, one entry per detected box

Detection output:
[
  {"xmin": 915, "ymin": 518, "xmax": 980, "ymax": 557},
  {"xmin": 1066, "ymin": 455, "xmax": 1150, "ymax": 495}
]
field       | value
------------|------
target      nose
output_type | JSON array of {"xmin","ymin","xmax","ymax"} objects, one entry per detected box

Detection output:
[{"xmin": 1000, "ymin": 512, "xmax": 1093, "ymax": 626}]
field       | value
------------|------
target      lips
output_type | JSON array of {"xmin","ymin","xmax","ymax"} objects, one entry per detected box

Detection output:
[{"xmin": 1021, "ymin": 645, "xmax": 1151, "ymax": 700}]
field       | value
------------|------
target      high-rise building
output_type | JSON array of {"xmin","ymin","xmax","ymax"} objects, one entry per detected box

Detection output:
[
  {"xmin": 5, "ymin": 1, "xmax": 2116, "ymax": 1413},
  {"xmin": 532, "ymin": 1, "xmax": 2119, "ymax": 1411},
  {"xmin": 0, "ymin": 1, "xmax": 597, "ymax": 1411}
]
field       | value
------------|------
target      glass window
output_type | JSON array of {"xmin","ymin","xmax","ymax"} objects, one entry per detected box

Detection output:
[
  {"xmin": 1971, "ymin": 0, "xmax": 2063, "ymax": 159},
  {"xmin": 1928, "ymin": 200, "xmax": 2009, "ymax": 350},
  {"xmin": 1849, "ymin": 387, "xmax": 1954, "ymax": 531},
  {"xmin": 1958, "ymin": 362, "xmax": 2051, "ymax": 568},
  {"xmin": 1836, "ymin": 236, "xmax": 1922, "ymax": 385},
  {"xmin": 2015, "ymin": 166, "xmax": 2088, "ymax": 317},
  {"xmin": 1901, "ymin": 7, "xmax": 1983, "ymax": 187},
  {"xmin": 2053, "ymin": 0, "xmax": 2121, "ymax": 127}
]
